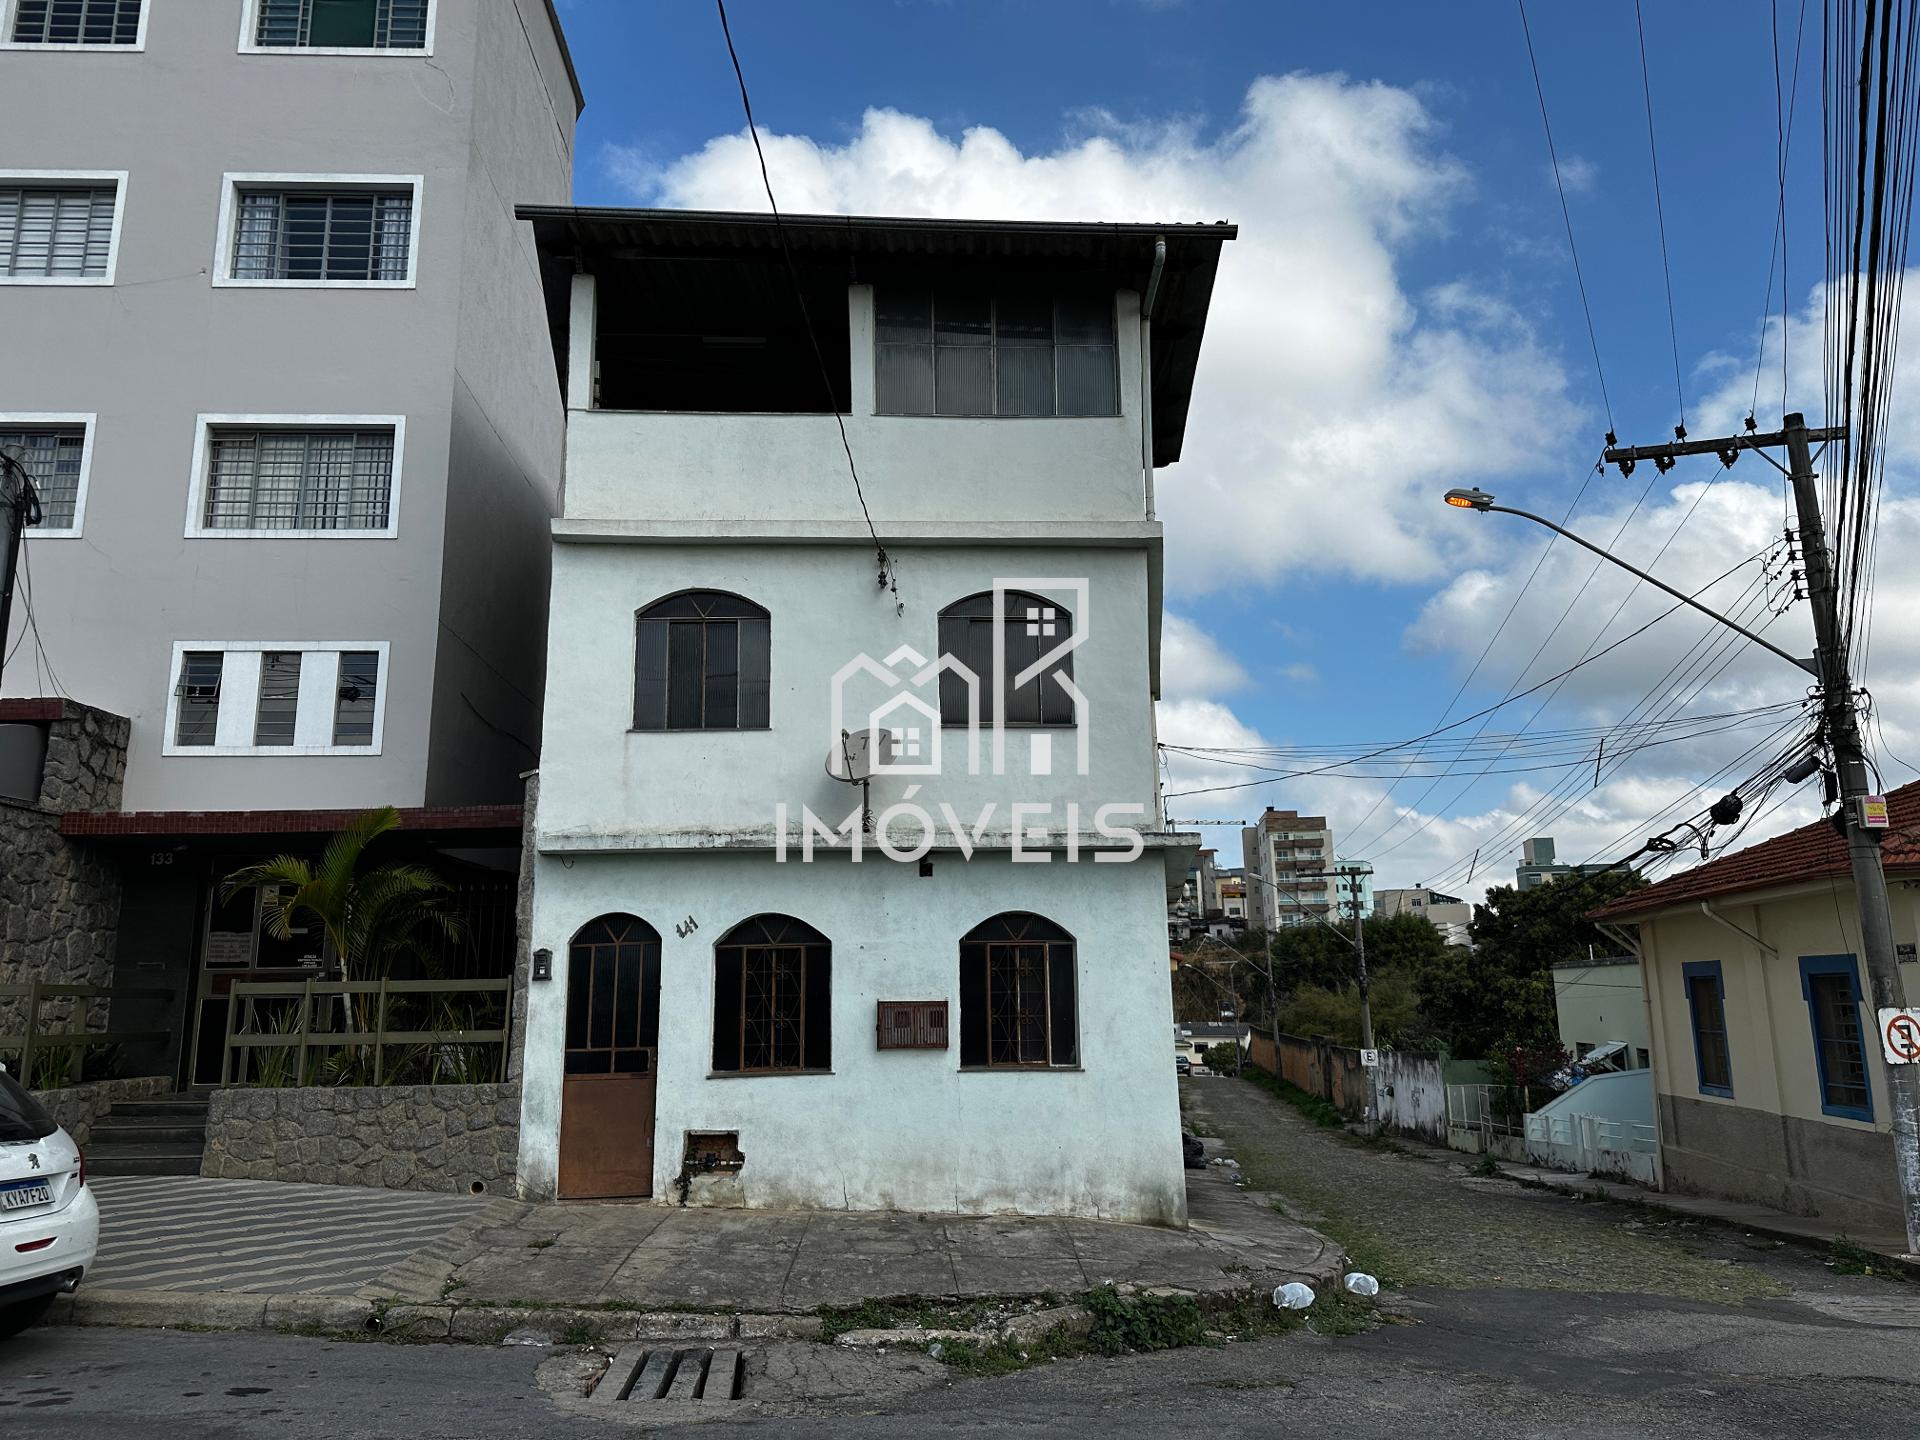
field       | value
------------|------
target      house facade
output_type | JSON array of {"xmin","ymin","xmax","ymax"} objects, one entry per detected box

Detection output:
[
  {"xmin": 1590, "ymin": 783, "xmax": 1920, "ymax": 1235},
  {"xmin": 0, "ymin": 0, "xmax": 579, "ymax": 1095},
  {"xmin": 514, "ymin": 208, "xmax": 1232, "ymax": 1222}
]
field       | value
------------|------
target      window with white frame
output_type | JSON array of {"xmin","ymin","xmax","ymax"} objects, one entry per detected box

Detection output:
[
  {"xmin": 8, "ymin": 0, "xmax": 144, "ymax": 45},
  {"xmin": 194, "ymin": 421, "xmax": 399, "ymax": 535},
  {"xmin": 165, "ymin": 643, "xmax": 388, "ymax": 755},
  {"xmin": 0, "ymin": 178, "xmax": 121, "ymax": 281},
  {"xmin": 248, "ymin": 0, "xmax": 430, "ymax": 50},
  {"xmin": 225, "ymin": 184, "xmax": 415, "ymax": 284},
  {"xmin": 0, "ymin": 419, "xmax": 90, "ymax": 531}
]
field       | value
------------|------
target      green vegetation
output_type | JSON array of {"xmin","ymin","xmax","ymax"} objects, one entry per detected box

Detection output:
[
  {"xmin": 1240, "ymin": 1064, "xmax": 1343, "ymax": 1127},
  {"xmin": 1203, "ymin": 1041, "xmax": 1241, "ymax": 1071},
  {"xmin": 1828, "ymin": 1235, "xmax": 1896, "ymax": 1278}
]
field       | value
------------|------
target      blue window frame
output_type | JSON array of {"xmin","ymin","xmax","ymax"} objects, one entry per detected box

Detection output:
[
  {"xmin": 1798, "ymin": 954, "xmax": 1874, "ymax": 1122},
  {"xmin": 1681, "ymin": 960, "xmax": 1733, "ymax": 1098}
]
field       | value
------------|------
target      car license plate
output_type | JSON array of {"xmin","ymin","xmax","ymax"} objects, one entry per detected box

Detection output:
[{"xmin": 1, "ymin": 1182, "xmax": 52, "ymax": 1210}]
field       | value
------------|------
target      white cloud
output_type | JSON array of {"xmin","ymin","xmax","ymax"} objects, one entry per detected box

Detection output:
[
  {"xmin": 1160, "ymin": 613, "xmax": 1249, "ymax": 699},
  {"xmin": 606, "ymin": 74, "xmax": 1581, "ymax": 591},
  {"xmin": 1552, "ymin": 155, "xmax": 1598, "ymax": 196}
]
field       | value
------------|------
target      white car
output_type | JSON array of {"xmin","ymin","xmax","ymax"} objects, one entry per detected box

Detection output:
[{"xmin": 0, "ymin": 1066, "xmax": 97, "ymax": 1339}]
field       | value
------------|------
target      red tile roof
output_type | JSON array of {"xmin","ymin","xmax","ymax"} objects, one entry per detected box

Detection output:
[
  {"xmin": 61, "ymin": 804, "xmax": 524, "ymax": 840},
  {"xmin": 1589, "ymin": 779, "xmax": 1920, "ymax": 920}
]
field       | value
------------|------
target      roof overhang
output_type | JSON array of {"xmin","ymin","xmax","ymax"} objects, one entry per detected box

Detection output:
[
  {"xmin": 518, "ymin": 206, "xmax": 1236, "ymax": 466},
  {"xmin": 62, "ymin": 805, "xmax": 524, "ymax": 847}
]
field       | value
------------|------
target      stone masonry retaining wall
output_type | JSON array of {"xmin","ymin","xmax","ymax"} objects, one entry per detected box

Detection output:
[
  {"xmin": 201, "ymin": 1084, "xmax": 520, "ymax": 1196},
  {"xmin": 34, "ymin": 1075, "xmax": 170, "ymax": 1147}
]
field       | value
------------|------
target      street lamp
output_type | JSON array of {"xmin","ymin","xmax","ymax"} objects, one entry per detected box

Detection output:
[{"xmin": 1439, "ymin": 488, "xmax": 1817, "ymax": 676}]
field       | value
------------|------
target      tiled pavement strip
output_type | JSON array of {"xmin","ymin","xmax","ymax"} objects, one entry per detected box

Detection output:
[{"xmin": 85, "ymin": 1176, "xmax": 495, "ymax": 1295}]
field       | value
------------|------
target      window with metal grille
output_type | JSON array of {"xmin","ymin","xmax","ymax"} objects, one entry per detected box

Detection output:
[
  {"xmin": 0, "ymin": 427, "xmax": 84, "ymax": 529},
  {"xmin": 252, "ymin": 651, "xmax": 302, "ymax": 746},
  {"xmin": 711, "ymin": 915, "xmax": 830, "ymax": 1073},
  {"xmin": 1682, "ymin": 961, "xmax": 1732, "ymax": 1097},
  {"xmin": 332, "ymin": 650, "xmax": 379, "ymax": 746},
  {"xmin": 1801, "ymin": 955, "xmax": 1873, "ymax": 1120},
  {"xmin": 876, "ymin": 283, "xmax": 1117, "ymax": 417},
  {"xmin": 231, "ymin": 189, "xmax": 413, "ymax": 282},
  {"xmin": 173, "ymin": 652, "xmax": 224, "ymax": 747},
  {"xmin": 937, "ymin": 591, "xmax": 1076, "ymax": 727},
  {"xmin": 565, "ymin": 914, "xmax": 661, "ymax": 1077},
  {"xmin": 253, "ymin": 0, "xmax": 428, "ymax": 48},
  {"xmin": 202, "ymin": 428, "xmax": 394, "ymax": 531},
  {"xmin": 633, "ymin": 590, "xmax": 771, "ymax": 731},
  {"xmin": 0, "ymin": 184, "xmax": 115, "ymax": 278},
  {"xmin": 10, "ymin": 0, "xmax": 142, "ymax": 44},
  {"xmin": 959, "ymin": 913, "xmax": 1077, "ymax": 1068}
]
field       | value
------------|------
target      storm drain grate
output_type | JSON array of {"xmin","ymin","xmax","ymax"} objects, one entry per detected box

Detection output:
[{"xmin": 594, "ymin": 1346, "xmax": 744, "ymax": 1405}]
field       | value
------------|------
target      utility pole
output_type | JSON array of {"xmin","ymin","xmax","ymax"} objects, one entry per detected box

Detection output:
[
  {"xmin": 0, "ymin": 451, "xmax": 41, "ymax": 691},
  {"xmin": 1604, "ymin": 414, "xmax": 1920, "ymax": 1254},
  {"xmin": 1348, "ymin": 868, "xmax": 1374, "ymax": 1052}
]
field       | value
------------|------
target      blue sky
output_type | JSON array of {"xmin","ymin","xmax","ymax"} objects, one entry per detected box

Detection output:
[{"xmin": 551, "ymin": 1, "xmax": 1919, "ymax": 896}]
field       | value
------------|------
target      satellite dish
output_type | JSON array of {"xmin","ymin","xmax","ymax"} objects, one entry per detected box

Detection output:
[{"xmin": 826, "ymin": 728, "xmax": 892, "ymax": 784}]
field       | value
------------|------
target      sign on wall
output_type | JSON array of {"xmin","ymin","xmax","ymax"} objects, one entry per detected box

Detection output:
[{"xmin": 1880, "ymin": 1008, "xmax": 1920, "ymax": 1066}]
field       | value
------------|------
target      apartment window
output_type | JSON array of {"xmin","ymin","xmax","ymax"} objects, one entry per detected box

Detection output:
[
  {"xmin": 937, "ymin": 591, "xmax": 1076, "ymax": 727},
  {"xmin": 959, "ymin": 912, "xmax": 1077, "ymax": 1068},
  {"xmin": 633, "ymin": 591, "xmax": 771, "ymax": 732},
  {"xmin": 1682, "ymin": 961, "xmax": 1732, "ymax": 1097},
  {"xmin": 227, "ymin": 186, "xmax": 414, "ymax": 283},
  {"xmin": 253, "ymin": 652, "xmax": 302, "ymax": 746},
  {"xmin": 875, "ymin": 283, "xmax": 1117, "ymax": 417},
  {"xmin": 332, "ymin": 651, "xmax": 379, "ymax": 746},
  {"xmin": 199, "ymin": 425, "xmax": 397, "ymax": 533},
  {"xmin": 0, "ymin": 423, "xmax": 86, "ymax": 530},
  {"xmin": 711, "ymin": 915, "xmax": 831, "ymax": 1074},
  {"xmin": 0, "ymin": 180, "xmax": 119, "ymax": 281},
  {"xmin": 173, "ymin": 652, "xmax": 224, "ymax": 747},
  {"xmin": 251, "ymin": 0, "xmax": 429, "ymax": 49},
  {"xmin": 1800, "ymin": 955, "xmax": 1873, "ymax": 1121},
  {"xmin": 9, "ymin": 0, "xmax": 143, "ymax": 44}
]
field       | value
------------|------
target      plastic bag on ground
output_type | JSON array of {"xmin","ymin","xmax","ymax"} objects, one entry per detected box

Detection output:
[
  {"xmin": 1343, "ymin": 1272, "xmax": 1380, "ymax": 1297},
  {"xmin": 1272, "ymin": 1282, "xmax": 1316, "ymax": 1310}
]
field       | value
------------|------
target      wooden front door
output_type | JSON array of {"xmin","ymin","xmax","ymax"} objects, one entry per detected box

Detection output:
[{"xmin": 557, "ymin": 915, "xmax": 662, "ymax": 1199}]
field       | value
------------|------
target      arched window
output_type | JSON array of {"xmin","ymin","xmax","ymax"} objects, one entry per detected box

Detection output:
[
  {"xmin": 936, "ymin": 591, "xmax": 1075, "ymax": 726},
  {"xmin": 564, "ymin": 914, "xmax": 661, "ymax": 1075},
  {"xmin": 634, "ymin": 590, "xmax": 770, "ymax": 731},
  {"xmin": 959, "ymin": 912, "xmax": 1077, "ymax": 1068},
  {"xmin": 712, "ymin": 914, "xmax": 831, "ymax": 1073}
]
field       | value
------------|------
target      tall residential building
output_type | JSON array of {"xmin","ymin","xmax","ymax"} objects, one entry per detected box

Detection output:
[
  {"xmin": 1516, "ymin": 836, "xmax": 1615, "ymax": 890},
  {"xmin": 515, "ymin": 207, "xmax": 1232, "ymax": 1219},
  {"xmin": 1241, "ymin": 807, "xmax": 1334, "ymax": 931},
  {"xmin": 0, "ymin": 1, "xmax": 580, "ymax": 1090}
]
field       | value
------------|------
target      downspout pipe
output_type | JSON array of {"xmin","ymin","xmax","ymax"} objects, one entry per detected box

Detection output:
[
  {"xmin": 1140, "ymin": 236, "xmax": 1166, "ymax": 519},
  {"xmin": 1698, "ymin": 900, "xmax": 1778, "ymax": 959}
]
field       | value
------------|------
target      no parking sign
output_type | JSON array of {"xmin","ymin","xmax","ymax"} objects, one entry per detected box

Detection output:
[{"xmin": 1881, "ymin": 1009, "xmax": 1920, "ymax": 1065}]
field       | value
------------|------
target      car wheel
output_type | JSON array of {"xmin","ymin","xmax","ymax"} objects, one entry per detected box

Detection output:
[{"xmin": 0, "ymin": 1292, "xmax": 56, "ymax": 1341}]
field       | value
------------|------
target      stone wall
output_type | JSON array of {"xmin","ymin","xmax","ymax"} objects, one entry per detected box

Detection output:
[
  {"xmin": 0, "ymin": 700, "xmax": 129, "ymax": 1046},
  {"xmin": 201, "ymin": 1084, "xmax": 520, "ymax": 1196},
  {"xmin": 34, "ymin": 1075, "xmax": 170, "ymax": 1147}
]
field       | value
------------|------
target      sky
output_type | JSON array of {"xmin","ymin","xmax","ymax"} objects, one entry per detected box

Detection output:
[{"xmin": 551, "ymin": 0, "xmax": 1920, "ymax": 899}]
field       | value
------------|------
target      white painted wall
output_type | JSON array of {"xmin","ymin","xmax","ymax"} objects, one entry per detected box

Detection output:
[{"xmin": 518, "ymin": 846, "xmax": 1187, "ymax": 1224}]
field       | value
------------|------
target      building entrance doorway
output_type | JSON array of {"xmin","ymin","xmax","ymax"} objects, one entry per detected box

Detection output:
[{"xmin": 557, "ymin": 914, "xmax": 661, "ymax": 1198}]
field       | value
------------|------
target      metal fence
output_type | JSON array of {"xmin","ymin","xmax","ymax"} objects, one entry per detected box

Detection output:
[
  {"xmin": 1445, "ymin": 1083, "xmax": 1528, "ymax": 1142},
  {"xmin": 0, "ymin": 981, "xmax": 175, "ymax": 1089},
  {"xmin": 220, "ymin": 976, "xmax": 512, "ymax": 1087}
]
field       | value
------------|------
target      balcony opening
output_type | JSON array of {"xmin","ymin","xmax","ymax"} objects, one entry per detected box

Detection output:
[{"xmin": 593, "ymin": 256, "xmax": 850, "ymax": 414}]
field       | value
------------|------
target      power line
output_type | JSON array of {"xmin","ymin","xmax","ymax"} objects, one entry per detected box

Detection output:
[
  {"xmin": 1632, "ymin": 0, "xmax": 1687, "ymax": 431},
  {"xmin": 712, "ymin": 0, "xmax": 900, "ymax": 612}
]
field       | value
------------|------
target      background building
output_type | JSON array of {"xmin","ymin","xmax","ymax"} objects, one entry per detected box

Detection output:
[
  {"xmin": 1374, "ymin": 886, "xmax": 1472, "ymax": 946},
  {"xmin": 1517, "ymin": 836, "xmax": 1616, "ymax": 891},
  {"xmin": 1241, "ymin": 807, "xmax": 1334, "ymax": 930}
]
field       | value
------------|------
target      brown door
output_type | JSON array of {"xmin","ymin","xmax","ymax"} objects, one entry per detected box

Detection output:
[{"xmin": 558, "ymin": 915, "xmax": 662, "ymax": 1198}]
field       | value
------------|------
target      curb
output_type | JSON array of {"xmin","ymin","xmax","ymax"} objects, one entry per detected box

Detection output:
[{"xmin": 48, "ymin": 1289, "xmax": 830, "ymax": 1344}]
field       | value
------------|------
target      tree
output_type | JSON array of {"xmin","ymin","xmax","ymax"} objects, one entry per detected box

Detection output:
[{"xmin": 1276, "ymin": 971, "xmax": 1428, "ymax": 1049}]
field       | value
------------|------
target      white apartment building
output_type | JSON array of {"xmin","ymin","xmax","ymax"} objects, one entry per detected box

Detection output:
[
  {"xmin": 513, "ymin": 208, "xmax": 1233, "ymax": 1222},
  {"xmin": 1241, "ymin": 807, "xmax": 1336, "ymax": 931}
]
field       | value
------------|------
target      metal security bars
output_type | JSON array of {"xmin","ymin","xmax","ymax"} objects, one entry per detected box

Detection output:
[
  {"xmin": 253, "ymin": 0, "xmax": 429, "ymax": 49},
  {"xmin": 173, "ymin": 652, "xmax": 224, "ymax": 746},
  {"xmin": 10, "ymin": 0, "xmax": 142, "ymax": 44},
  {"xmin": 203, "ymin": 428, "xmax": 394, "ymax": 530},
  {"xmin": 231, "ymin": 189, "xmax": 413, "ymax": 282},
  {"xmin": 0, "ymin": 184, "xmax": 115, "ymax": 278},
  {"xmin": 332, "ymin": 650, "xmax": 379, "ymax": 746},
  {"xmin": 0, "ymin": 427, "xmax": 83, "ymax": 528},
  {"xmin": 253, "ymin": 651, "xmax": 302, "ymax": 746}
]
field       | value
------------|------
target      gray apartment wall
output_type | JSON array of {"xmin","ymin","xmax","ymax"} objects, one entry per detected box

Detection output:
[{"xmin": 0, "ymin": 1, "xmax": 574, "ymax": 813}]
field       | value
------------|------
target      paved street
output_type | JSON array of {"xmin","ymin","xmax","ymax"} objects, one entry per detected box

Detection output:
[{"xmin": 86, "ymin": 1177, "xmax": 493, "ymax": 1295}]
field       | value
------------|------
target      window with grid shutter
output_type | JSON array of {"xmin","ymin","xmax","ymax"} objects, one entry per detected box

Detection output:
[
  {"xmin": 202, "ymin": 428, "xmax": 394, "ymax": 531},
  {"xmin": 0, "ymin": 427, "xmax": 84, "ymax": 529},
  {"xmin": 632, "ymin": 591, "xmax": 771, "ymax": 731},
  {"xmin": 254, "ymin": 0, "xmax": 429, "ymax": 49},
  {"xmin": 11, "ymin": 0, "xmax": 143, "ymax": 44},
  {"xmin": 958, "ymin": 913, "xmax": 1077, "ymax": 1068},
  {"xmin": 710, "ymin": 915, "xmax": 831, "ymax": 1074},
  {"xmin": 173, "ymin": 652, "xmax": 224, "ymax": 747},
  {"xmin": 0, "ymin": 185, "xmax": 116, "ymax": 279},
  {"xmin": 231, "ymin": 189, "xmax": 412, "ymax": 282},
  {"xmin": 936, "ymin": 591, "xmax": 1076, "ymax": 727},
  {"xmin": 876, "ymin": 283, "xmax": 1117, "ymax": 417},
  {"xmin": 253, "ymin": 651, "xmax": 302, "ymax": 746},
  {"xmin": 332, "ymin": 651, "xmax": 379, "ymax": 746}
]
